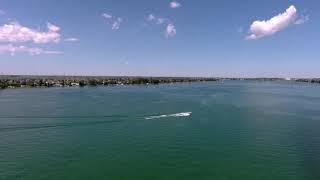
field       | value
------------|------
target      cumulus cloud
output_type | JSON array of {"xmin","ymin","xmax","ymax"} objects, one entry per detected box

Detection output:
[
  {"xmin": 0, "ymin": 44, "xmax": 62, "ymax": 56},
  {"xmin": 112, "ymin": 17, "xmax": 122, "ymax": 30},
  {"xmin": 165, "ymin": 23, "xmax": 176, "ymax": 37},
  {"xmin": 102, "ymin": 13, "xmax": 112, "ymax": 19},
  {"xmin": 102, "ymin": 13, "xmax": 122, "ymax": 30},
  {"xmin": 0, "ymin": 22, "xmax": 61, "ymax": 43},
  {"xmin": 64, "ymin": 38, "xmax": 79, "ymax": 42},
  {"xmin": 246, "ymin": 5, "xmax": 305, "ymax": 40},
  {"xmin": 146, "ymin": 14, "xmax": 177, "ymax": 38},
  {"xmin": 147, "ymin": 14, "xmax": 168, "ymax": 25},
  {"xmin": 147, "ymin": 14, "xmax": 155, "ymax": 21},
  {"xmin": 170, "ymin": 1, "xmax": 181, "ymax": 9}
]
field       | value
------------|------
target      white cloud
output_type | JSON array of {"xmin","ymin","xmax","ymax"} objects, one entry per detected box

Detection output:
[
  {"xmin": 102, "ymin": 13, "xmax": 112, "ymax": 19},
  {"xmin": 156, "ymin": 18, "xmax": 167, "ymax": 25},
  {"xmin": 0, "ymin": 44, "xmax": 62, "ymax": 56},
  {"xmin": 47, "ymin": 23, "xmax": 60, "ymax": 32},
  {"xmin": 112, "ymin": 17, "xmax": 122, "ymax": 30},
  {"xmin": 147, "ymin": 14, "xmax": 155, "ymax": 21},
  {"xmin": 146, "ymin": 14, "xmax": 177, "ymax": 38},
  {"xmin": 0, "ymin": 22, "xmax": 61, "ymax": 43},
  {"xmin": 147, "ymin": 14, "xmax": 168, "ymax": 25},
  {"xmin": 64, "ymin": 38, "xmax": 79, "ymax": 42},
  {"xmin": 294, "ymin": 15, "xmax": 309, "ymax": 25},
  {"xmin": 165, "ymin": 23, "xmax": 176, "ymax": 37},
  {"xmin": 102, "ymin": 13, "xmax": 122, "ymax": 30},
  {"xmin": 170, "ymin": 1, "xmax": 181, "ymax": 9},
  {"xmin": 246, "ymin": 5, "xmax": 301, "ymax": 40}
]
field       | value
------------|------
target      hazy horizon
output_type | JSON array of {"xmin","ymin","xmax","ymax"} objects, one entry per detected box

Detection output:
[{"xmin": 1, "ymin": 73, "xmax": 319, "ymax": 79}]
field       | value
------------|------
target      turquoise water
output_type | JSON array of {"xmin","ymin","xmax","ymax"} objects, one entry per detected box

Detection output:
[{"xmin": 0, "ymin": 81, "xmax": 319, "ymax": 179}]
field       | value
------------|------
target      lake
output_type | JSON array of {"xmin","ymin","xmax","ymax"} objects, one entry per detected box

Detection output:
[{"xmin": 0, "ymin": 81, "xmax": 319, "ymax": 180}]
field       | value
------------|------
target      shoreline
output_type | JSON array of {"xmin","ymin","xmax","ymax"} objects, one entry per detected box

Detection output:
[
  {"xmin": 0, "ymin": 76, "xmax": 219, "ymax": 89},
  {"xmin": 1, "ymin": 75, "xmax": 319, "ymax": 89}
]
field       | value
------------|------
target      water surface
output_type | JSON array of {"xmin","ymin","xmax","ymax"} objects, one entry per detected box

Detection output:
[{"xmin": 0, "ymin": 81, "xmax": 319, "ymax": 179}]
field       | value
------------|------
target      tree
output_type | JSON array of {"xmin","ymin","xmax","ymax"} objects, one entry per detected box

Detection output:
[
  {"xmin": 79, "ymin": 80, "xmax": 86, "ymax": 87},
  {"xmin": 88, "ymin": 79, "xmax": 98, "ymax": 86}
]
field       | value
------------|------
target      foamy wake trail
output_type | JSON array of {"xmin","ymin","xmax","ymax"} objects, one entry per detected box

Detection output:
[{"xmin": 145, "ymin": 112, "xmax": 192, "ymax": 120}]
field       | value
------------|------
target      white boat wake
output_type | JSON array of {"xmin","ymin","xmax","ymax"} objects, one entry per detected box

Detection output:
[{"xmin": 145, "ymin": 112, "xmax": 192, "ymax": 120}]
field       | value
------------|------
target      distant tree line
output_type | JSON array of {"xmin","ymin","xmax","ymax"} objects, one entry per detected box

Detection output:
[
  {"xmin": 0, "ymin": 76, "xmax": 219, "ymax": 89},
  {"xmin": 295, "ymin": 79, "xmax": 320, "ymax": 83},
  {"xmin": 2, "ymin": 76, "xmax": 319, "ymax": 89}
]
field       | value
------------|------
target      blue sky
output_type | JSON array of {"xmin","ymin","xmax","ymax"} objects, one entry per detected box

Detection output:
[{"xmin": 0, "ymin": 0, "xmax": 319, "ymax": 77}]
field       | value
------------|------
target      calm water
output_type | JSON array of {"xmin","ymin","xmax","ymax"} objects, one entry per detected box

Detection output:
[{"xmin": 0, "ymin": 81, "xmax": 319, "ymax": 180}]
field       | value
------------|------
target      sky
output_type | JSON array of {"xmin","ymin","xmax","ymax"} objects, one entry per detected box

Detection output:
[{"xmin": 0, "ymin": 0, "xmax": 319, "ymax": 78}]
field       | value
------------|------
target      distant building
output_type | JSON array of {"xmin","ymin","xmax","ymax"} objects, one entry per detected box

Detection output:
[
  {"xmin": 71, "ymin": 82, "xmax": 79, "ymax": 86},
  {"xmin": 53, "ymin": 83, "xmax": 63, "ymax": 87}
]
